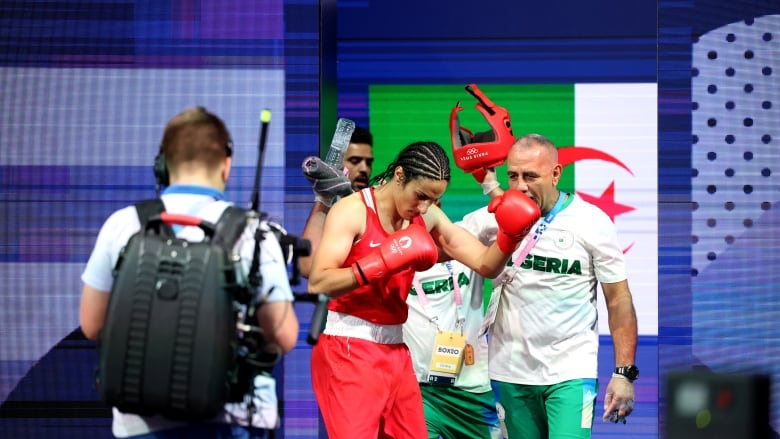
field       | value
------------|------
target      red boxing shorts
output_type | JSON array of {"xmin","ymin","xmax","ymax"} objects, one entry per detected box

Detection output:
[{"xmin": 311, "ymin": 334, "xmax": 427, "ymax": 438}]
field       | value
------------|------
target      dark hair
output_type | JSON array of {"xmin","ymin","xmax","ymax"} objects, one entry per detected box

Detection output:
[
  {"xmin": 350, "ymin": 126, "xmax": 373, "ymax": 146},
  {"xmin": 161, "ymin": 106, "xmax": 232, "ymax": 172},
  {"xmin": 369, "ymin": 141, "xmax": 451, "ymax": 186}
]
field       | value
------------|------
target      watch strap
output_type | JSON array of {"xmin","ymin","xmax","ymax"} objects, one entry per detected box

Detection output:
[{"xmin": 614, "ymin": 365, "xmax": 639, "ymax": 382}]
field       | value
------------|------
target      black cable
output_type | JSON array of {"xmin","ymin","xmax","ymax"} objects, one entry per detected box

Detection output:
[
  {"xmin": 244, "ymin": 110, "xmax": 272, "ymax": 431},
  {"xmin": 251, "ymin": 109, "xmax": 271, "ymax": 212},
  {"xmin": 248, "ymin": 110, "xmax": 272, "ymax": 290}
]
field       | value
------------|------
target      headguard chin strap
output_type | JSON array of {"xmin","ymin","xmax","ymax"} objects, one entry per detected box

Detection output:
[{"xmin": 450, "ymin": 83, "xmax": 515, "ymax": 174}]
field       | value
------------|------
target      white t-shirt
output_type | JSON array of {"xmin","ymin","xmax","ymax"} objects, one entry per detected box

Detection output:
[
  {"xmin": 487, "ymin": 194, "xmax": 627, "ymax": 385},
  {"xmin": 404, "ymin": 260, "xmax": 490, "ymax": 392},
  {"xmin": 81, "ymin": 185, "xmax": 293, "ymax": 437},
  {"xmin": 403, "ymin": 211, "xmax": 495, "ymax": 393}
]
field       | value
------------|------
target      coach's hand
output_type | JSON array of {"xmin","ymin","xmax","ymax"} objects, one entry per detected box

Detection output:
[{"xmin": 602, "ymin": 376, "xmax": 635, "ymax": 424}]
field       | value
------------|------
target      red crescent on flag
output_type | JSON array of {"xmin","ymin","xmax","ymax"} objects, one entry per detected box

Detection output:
[
  {"xmin": 558, "ymin": 146, "xmax": 636, "ymax": 254},
  {"xmin": 557, "ymin": 146, "xmax": 634, "ymax": 176}
]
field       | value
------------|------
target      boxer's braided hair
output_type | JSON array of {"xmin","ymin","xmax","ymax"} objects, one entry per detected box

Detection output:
[{"xmin": 369, "ymin": 141, "xmax": 451, "ymax": 186}]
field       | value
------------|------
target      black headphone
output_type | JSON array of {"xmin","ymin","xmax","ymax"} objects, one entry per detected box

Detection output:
[
  {"xmin": 153, "ymin": 147, "xmax": 169, "ymax": 189},
  {"xmin": 153, "ymin": 141, "xmax": 233, "ymax": 191}
]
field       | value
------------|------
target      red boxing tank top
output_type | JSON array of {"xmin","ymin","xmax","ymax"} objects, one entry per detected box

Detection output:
[{"xmin": 328, "ymin": 187, "xmax": 428, "ymax": 325}]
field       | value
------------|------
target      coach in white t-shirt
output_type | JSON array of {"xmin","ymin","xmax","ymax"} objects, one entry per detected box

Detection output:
[{"xmin": 476, "ymin": 133, "xmax": 639, "ymax": 439}]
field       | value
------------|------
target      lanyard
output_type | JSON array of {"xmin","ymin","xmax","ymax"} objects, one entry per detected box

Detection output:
[
  {"xmin": 512, "ymin": 191, "xmax": 568, "ymax": 268},
  {"xmin": 412, "ymin": 261, "xmax": 465, "ymax": 332}
]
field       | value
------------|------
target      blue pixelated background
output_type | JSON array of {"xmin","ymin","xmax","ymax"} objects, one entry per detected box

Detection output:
[{"xmin": 1, "ymin": 1, "xmax": 779, "ymax": 438}]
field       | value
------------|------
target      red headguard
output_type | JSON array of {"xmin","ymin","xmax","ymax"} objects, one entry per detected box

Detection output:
[{"xmin": 450, "ymin": 84, "xmax": 515, "ymax": 174}]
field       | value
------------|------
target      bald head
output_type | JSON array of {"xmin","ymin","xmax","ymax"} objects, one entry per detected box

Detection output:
[{"xmin": 510, "ymin": 133, "xmax": 558, "ymax": 166}]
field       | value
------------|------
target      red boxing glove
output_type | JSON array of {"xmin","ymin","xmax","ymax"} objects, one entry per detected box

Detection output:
[
  {"xmin": 488, "ymin": 190, "xmax": 541, "ymax": 253},
  {"xmin": 352, "ymin": 223, "xmax": 438, "ymax": 286},
  {"xmin": 471, "ymin": 168, "xmax": 487, "ymax": 183}
]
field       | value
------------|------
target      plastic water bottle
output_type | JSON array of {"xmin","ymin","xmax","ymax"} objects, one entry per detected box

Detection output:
[{"xmin": 324, "ymin": 118, "xmax": 356, "ymax": 168}]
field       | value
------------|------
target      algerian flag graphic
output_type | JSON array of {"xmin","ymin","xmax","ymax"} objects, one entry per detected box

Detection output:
[{"xmin": 369, "ymin": 83, "xmax": 657, "ymax": 335}]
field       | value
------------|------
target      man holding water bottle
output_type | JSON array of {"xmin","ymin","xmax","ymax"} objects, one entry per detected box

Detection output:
[{"xmin": 299, "ymin": 124, "xmax": 374, "ymax": 278}]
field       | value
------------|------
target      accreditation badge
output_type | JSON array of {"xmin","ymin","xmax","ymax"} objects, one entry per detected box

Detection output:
[{"xmin": 427, "ymin": 330, "xmax": 466, "ymax": 386}]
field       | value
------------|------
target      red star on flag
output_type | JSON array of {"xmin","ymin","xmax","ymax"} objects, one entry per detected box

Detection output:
[{"xmin": 577, "ymin": 181, "xmax": 635, "ymax": 223}]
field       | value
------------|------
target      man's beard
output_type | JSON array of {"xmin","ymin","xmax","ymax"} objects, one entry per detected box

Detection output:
[{"xmin": 352, "ymin": 175, "xmax": 369, "ymax": 190}]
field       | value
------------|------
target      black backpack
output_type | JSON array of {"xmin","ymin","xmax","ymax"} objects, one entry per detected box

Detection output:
[{"xmin": 95, "ymin": 199, "xmax": 251, "ymax": 420}]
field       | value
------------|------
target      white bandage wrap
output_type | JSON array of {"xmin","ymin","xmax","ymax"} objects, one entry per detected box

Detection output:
[{"xmin": 481, "ymin": 179, "xmax": 500, "ymax": 195}]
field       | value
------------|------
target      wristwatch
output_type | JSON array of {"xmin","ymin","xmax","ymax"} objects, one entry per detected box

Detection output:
[{"xmin": 614, "ymin": 365, "xmax": 639, "ymax": 382}]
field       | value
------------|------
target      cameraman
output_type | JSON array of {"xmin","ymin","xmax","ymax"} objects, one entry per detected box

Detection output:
[{"xmin": 79, "ymin": 106, "xmax": 299, "ymax": 438}]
